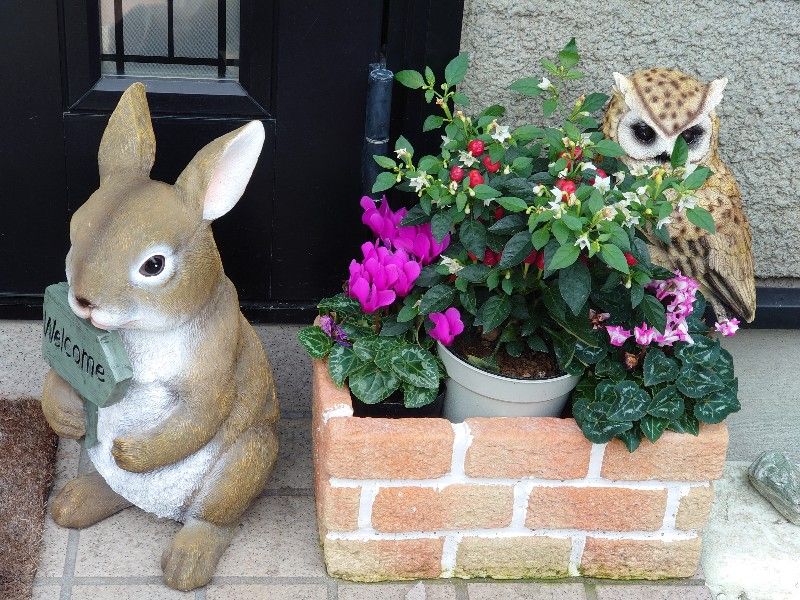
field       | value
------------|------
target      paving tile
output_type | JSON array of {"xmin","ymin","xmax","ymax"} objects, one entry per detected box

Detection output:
[
  {"xmin": 267, "ymin": 418, "xmax": 312, "ymax": 491},
  {"xmin": 594, "ymin": 584, "xmax": 712, "ymax": 599},
  {"xmin": 215, "ymin": 496, "xmax": 326, "ymax": 577},
  {"xmin": 467, "ymin": 582, "xmax": 586, "ymax": 600},
  {"xmin": 0, "ymin": 320, "xmax": 48, "ymax": 398},
  {"xmin": 74, "ymin": 507, "xmax": 180, "ymax": 577},
  {"xmin": 256, "ymin": 324, "xmax": 311, "ymax": 415},
  {"xmin": 338, "ymin": 582, "xmax": 458, "ymax": 600},
  {"xmin": 207, "ymin": 583, "xmax": 328, "ymax": 599},
  {"xmin": 71, "ymin": 584, "xmax": 192, "ymax": 599},
  {"xmin": 31, "ymin": 584, "xmax": 62, "ymax": 600},
  {"xmin": 36, "ymin": 512, "xmax": 70, "ymax": 578}
]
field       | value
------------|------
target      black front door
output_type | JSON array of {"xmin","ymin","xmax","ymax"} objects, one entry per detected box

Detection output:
[{"xmin": 0, "ymin": 1, "xmax": 463, "ymax": 320}]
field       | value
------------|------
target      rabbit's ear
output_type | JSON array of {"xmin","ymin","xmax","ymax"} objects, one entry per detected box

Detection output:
[
  {"xmin": 98, "ymin": 83, "xmax": 156, "ymax": 183},
  {"xmin": 175, "ymin": 121, "xmax": 265, "ymax": 221}
]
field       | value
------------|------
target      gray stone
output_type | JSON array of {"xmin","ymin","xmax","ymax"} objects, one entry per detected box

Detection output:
[{"xmin": 748, "ymin": 451, "xmax": 800, "ymax": 525}]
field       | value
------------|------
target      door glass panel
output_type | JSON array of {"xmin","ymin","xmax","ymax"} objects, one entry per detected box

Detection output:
[{"xmin": 100, "ymin": 0, "xmax": 240, "ymax": 80}]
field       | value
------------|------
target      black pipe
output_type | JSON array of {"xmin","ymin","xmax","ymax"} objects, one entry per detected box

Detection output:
[{"xmin": 362, "ymin": 62, "xmax": 394, "ymax": 197}]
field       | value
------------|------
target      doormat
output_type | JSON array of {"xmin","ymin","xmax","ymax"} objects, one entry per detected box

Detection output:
[{"xmin": 0, "ymin": 397, "xmax": 58, "ymax": 600}]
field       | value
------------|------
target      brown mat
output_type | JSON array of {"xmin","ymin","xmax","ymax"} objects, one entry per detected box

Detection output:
[{"xmin": 0, "ymin": 398, "xmax": 58, "ymax": 600}]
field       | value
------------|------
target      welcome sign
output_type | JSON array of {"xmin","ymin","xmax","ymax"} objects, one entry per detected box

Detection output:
[{"xmin": 42, "ymin": 282, "xmax": 133, "ymax": 447}]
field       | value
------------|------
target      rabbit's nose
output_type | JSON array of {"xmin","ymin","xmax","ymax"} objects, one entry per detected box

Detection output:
[{"xmin": 75, "ymin": 296, "xmax": 94, "ymax": 309}]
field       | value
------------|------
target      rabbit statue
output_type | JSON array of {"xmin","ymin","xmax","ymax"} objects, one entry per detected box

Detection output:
[{"xmin": 40, "ymin": 83, "xmax": 279, "ymax": 591}]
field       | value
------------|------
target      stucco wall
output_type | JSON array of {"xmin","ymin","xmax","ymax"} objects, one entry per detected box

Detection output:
[{"xmin": 459, "ymin": 0, "xmax": 800, "ymax": 282}]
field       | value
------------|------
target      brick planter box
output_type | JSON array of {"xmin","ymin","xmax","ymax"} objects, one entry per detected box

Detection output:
[{"xmin": 312, "ymin": 359, "xmax": 728, "ymax": 582}]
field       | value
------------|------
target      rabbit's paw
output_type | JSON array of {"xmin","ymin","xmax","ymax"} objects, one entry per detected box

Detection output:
[
  {"xmin": 42, "ymin": 370, "xmax": 86, "ymax": 439},
  {"xmin": 112, "ymin": 435, "xmax": 153, "ymax": 473},
  {"xmin": 162, "ymin": 520, "xmax": 234, "ymax": 591}
]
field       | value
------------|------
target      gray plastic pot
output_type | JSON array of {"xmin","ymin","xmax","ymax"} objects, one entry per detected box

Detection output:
[{"xmin": 437, "ymin": 342, "xmax": 580, "ymax": 422}]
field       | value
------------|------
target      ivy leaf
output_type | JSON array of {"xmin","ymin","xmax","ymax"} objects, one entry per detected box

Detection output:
[
  {"xmin": 693, "ymin": 379, "xmax": 740, "ymax": 423},
  {"xmin": 403, "ymin": 383, "xmax": 439, "ymax": 408},
  {"xmin": 297, "ymin": 326, "xmax": 333, "ymax": 359},
  {"xmin": 419, "ymin": 284, "xmax": 457, "ymax": 315},
  {"xmin": 671, "ymin": 136, "xmax": 689, "ymax": 167},
  {"xmin": 499, "ymin": 231, "xmax": 534, "ymax": 269},
  {"xmin": 608, "ymin": 380, "xmax": 650, "ymax": 422},
  {"xmin": 475, "ymin": 295, "xmax": 512, "ymax": 333},
  {"xmin": 599, "ymin": 243, "xmax": 630, "ymax": 274},
  {"xmin": 444, "ymin": 52, "xmax": 469, "ymax": 85},
  {"xmin": 686, "ymin": 207, "xmax": 716, "ymax": 234},
  {"xmin": 390, "ymin": 346, "xmax": 440, "ymax": 390},
  {"xmin": 595, "ymin": 139, "xmax": 626, "ymax": 158},
  {"xmin": 647, "ymin": 385, "xmax": 685, "ymax": 420},
  {"xmin": 558, "ymin": 261, "xmax": 591, "ymax": 316},
  {"xmin": 372, "ymin": 171, "xmax": 397, "ymax": 193},
  {"xmin": 510, "ymin": 77, "xmax": 544, "ymax": 96},
  {"xmin": 327, "ymin": 344, "xmax": 360, "ymax": 386},
  {"xmin": 674, "ymin": 336, "xmax": 721, "ymax": 366},
  {"xmin": 460, "ymin": 219, "xmax": 487, "ymax": 259},
  {"xmin": 548, "ymin": 243, "xmax": 580, "ymax": 270},
  {"xmin": 640, "ymin": 415, "xmax": 671, "ymax": 443},
  {"xmin": 643, "ymin": 349, "xmax": 680, "ymax": 386},
  {"xmin": 675, "ymin": 364, "xmax": 725, "ymax": 398},
  {"xmin": 395, "ymin": 69, "xmax": 425, "ymax": 89},
  {"xmin": 348, "ymin": 365, "xmax": 400, "ymax": 404}
]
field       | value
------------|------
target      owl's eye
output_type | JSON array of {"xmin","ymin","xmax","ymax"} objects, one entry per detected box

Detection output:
[
  {"xmin": 631, "ymin": 121, "xmax": 656, "ymax": 145},
  {"xmin": 681, "ymin": 125, "xmax": 705, "ymax": 146},
  {"xmin": 139, "ymin": 255, "xmax": 165, "ymax": 277}
]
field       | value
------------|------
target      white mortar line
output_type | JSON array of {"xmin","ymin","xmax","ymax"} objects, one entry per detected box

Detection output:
[
  {"xmin": 326, "ymin": 527, "xmax": 698, "ymax": 542},
  {"xmin": 568, "ymin": 535, "xmax": 587, "ymax": 576},
  {"xmin": 329, "ymin": 476, "xmax": 712, "ymax": 491},
  {"xmin": 511, "ymin": 482, "xmax": 536, "ymax": 528},
  {"xmin": 322, "ymin": 405, "xmax": 354, "ymax": 423},
  {"xmin": 440, "ymin": 533, "xmax": 463, "ymax": 578},
  {"xmin": 357, "ymin": 483, "xmax": 379, "ymax": 531},
  {"xmin": 450, "ymin": 422, "xmax": 473, "ymax": 477},
  {"xmin": 662, "ymin": 484, "xmax": 691, "ymax": 529},
  {"xmin": 587, "ymin": 443, "xmax": 607, "ymax": 478}
]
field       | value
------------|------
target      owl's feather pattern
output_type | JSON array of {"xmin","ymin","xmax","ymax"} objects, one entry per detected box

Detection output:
[{"xmin": 603, "ymin": 68, "xmax": 756, "ymax": 323}]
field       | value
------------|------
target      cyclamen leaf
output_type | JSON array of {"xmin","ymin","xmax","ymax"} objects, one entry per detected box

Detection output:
[
  {"xmin": 297, "ymin": 326, "xmax": 333, "ymax": 359},
  {"xmin": 578, "ymin": 417, "xmax": 633, "ymax": 444},
  {"xmin": 643, "ymin": 349, "xmax": 680, "ymax": 386},
  {"xmin": 675, "ymin": 364, "xmax": 725, "ymax": 399},
  {"xmin": 348, "ymin": 366, "xmax": 400, "ymax": 404},
  {"xmin": 647, "ymin": 385, "xmax": 685, "ymax": 419},
  {"xmin": 317, "ymin": 293, "xmax": 361, "ymax": 316},
  {"xmin": 674, "ymin": 336, "xmax": 721, "ymax": 366},
  {"xmin": 616, "ymin": 428, "xmax": 641, "ymax": 453},
  {"xmin": 640, "ymin": 415, "xmax": 671, "ymax": 443},
  {"xmin": 403, "ymin": 383, "xmax": 439, "ymax": 408},
  {"xmin": 390, "ymin": 346, "xmax": 440, "ymax": 390},
  {"xmin": 639, "ymin": 295, "xmax": 667, "ymax": 333},
  {"xmin": 608, "ymin": 380, "xmax": 650, "ymax": 422},
  {"xmin": 693, "ymin": 379, "xmax": 740, "ymax": 423},
  {"xmin": 327, "ymin": 344, "xmax": 359, "ymax": 387},
  {"xmin": 669, "ymin": 412, "xmax": 700, "ymax": 435}
]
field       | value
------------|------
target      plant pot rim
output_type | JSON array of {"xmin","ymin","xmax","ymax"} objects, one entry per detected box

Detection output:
[{"xmin": 437, "ymin": 341, "xmax": 578, "ymax": 385}]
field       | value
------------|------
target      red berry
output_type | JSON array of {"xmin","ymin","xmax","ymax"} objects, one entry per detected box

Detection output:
[
  {"xmin": 595, "ymin": 168, "xmax": 607, "ymax": 179},
  {"xmin": 523, "ymin": 250, "xmax": 539, "ymax": 265},
  {"xmin": 447, "ymin": 274, "xmax": 457, "ymax": 283},
  {"xmin": 535, "ymin": 252, "xmax": 545, "ymax": 270},
  {"xmin": 467, "ymin": 139, "xmax": 485, "ymax": 157},
  {"xmin": 556, "ymin": 179, "xmax": 577, "ymax": 195},
  {"xmin": 449, "ymin": 165, "xmax": 465, "ymax": 182},
  {"xmin": 483, "ymin": 248, "xmax": 500, "ymax": 267},
  {"xmin": 624, "ymin": 252, "xmax": 638, "ymax": 266},
  {"xmin": 493, "ymin": 207, "xmax": 505, "ymax": 220},
  {"xmin": 467, "ymin": 251, "xmax": 478, "ymax": 262},
  {"xmin": 482, "ymin": 155, "xmax": 501, "ymax": 173},
  {"xmin": 468, "ymin": 169, "xmax": 484, "ymax": 188}
]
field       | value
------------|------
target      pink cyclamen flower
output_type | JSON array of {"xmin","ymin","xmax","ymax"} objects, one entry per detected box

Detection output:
[
  {"xmin": 634, "ymin": 322, "xmax": 657, "ymax": 346},
  {"xmin": 393, "ymin": 222, "xmax": 450, "ymax": 265},
  {"xmin": 428, "ymin": 307, "xmax": 465, "ymax": 346},
  {"xmin": 360, "ymin": 195, "xmax": 407, "ymax": 242},
  {"xmin": 715, "ymin": 318, "xmax": 740, "ymax": 337},
  {"xmin": 606, "ymin": 325, "xmax": 632, "ymax": 347},
  {"xmin": 347, "ymin": 242, "xmax": 421, "ymax": 313}
]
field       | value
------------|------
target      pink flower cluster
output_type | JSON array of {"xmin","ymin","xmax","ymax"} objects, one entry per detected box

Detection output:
[
  {"xmin": 360, "ymin": 196, "xmax": 450, "ymax": 265},
  {"xmin": 348, "ymin": 242, "xmax": 422, "ymax": 313},
  {"xmin": 429, "ymin": 307, "xmax": 464, "ymax": 346}
]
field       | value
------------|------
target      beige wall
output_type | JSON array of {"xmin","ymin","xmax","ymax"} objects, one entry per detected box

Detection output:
[{"xmin": 459, "ymin": 0, "xmax": 800, "ymax": 282}]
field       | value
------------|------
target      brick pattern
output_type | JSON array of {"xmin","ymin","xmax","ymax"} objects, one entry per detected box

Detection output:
[{"xmin": 312, "ymin": 359, "xmax": 726, "ymax": 582}]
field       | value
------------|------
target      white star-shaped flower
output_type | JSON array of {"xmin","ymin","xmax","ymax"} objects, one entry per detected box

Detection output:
[
  {"xmin": 440, "ymin": 256, "xmax": 463, "ymax": 274},
  {"xmin": 533, "ymin": 184, "xmax": 547, "ymax": 196},
  {"xmin": 409, "ymin": 171, "xmax": 428, "ymax": 193},
  {"xmin": 547, "ymin": 198, "xmax": 564, "ymax": 218},
  {"xmin": 491, "ymin": 124, "xmax": 511, "ymax": 144},
  {"xmin": 441, "ymin": 135, "xmax": 453, "ymax": 146},
  {"xmin": 458, "ymin": 150, "xmax": 477, "ymax": 167},
  {"xmin": 656, "ymin": 216, "xmax": 672, "ymax": 229},
  {"xmin": 613, "ymin": 171, "xmax": 626, "ymax": 184},
  {"xmin": 538, "ymin": 77, "xmax": 553, "ymax": 91},
  {"xmin": 592, "ymin": 175, "xmax": 611, "ymax": 193},
  {"xmin": 574, "ymin": 233, "xmax": 591, "ymax": 250},
  {"xmin": 677, "ymin": 194, "xmax": 698, "ymax": 212},
  {"xmin": 394, "ymin": 148, "xmax": 409, "ymax": 160},
  {"xmin": 580, "ymin": 162, "xmax": 596, "ymax": 171},
  {"xmin": 600, "ymin": 206, "xmax": 618, "ymax": 221},
  {"xmin": 636, "ymin": 186, "xmax": 648, "ymax": 196},
  {"xmin": 629, "ymin": 164, "xmax": 648, "ymax": 177},
  {"xmin": 558, "ymin": 167, "xmax": 569, "ymax": 178}
]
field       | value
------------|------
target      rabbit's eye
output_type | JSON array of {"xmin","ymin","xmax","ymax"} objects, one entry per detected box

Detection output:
[{"xmin": 139, "ymin": 255, "xmax": 165, "ymax": 277}]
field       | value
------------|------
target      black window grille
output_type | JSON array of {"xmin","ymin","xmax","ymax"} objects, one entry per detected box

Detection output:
[{"xmin": 101, "ymin": 0, "xmax": 239, "ymax": 79}]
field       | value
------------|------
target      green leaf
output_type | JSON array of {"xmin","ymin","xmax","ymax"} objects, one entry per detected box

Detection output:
[
  {"xmin": 683, "ymin": 167, "xmax": 711, "ymax": 190},
  {"xmin": 403, "ymin": 383, "xmax": 439, "ymax": 408},
  {"xmin": 496, "ymin": 196, "xmax": 528, "ymax": 212},
  {"xmin": 424, "ymin": 66, "xmax": 435, "ymax": 85},
  {"xmin": 509, "ymin": 77, "xmax": 543, "ymax": 96},
  {"xmin": 558, "ymin": 261, "xmax": 591, "ymax": 316},
  {"xmin": 595, "ymin": 139, "xmax": 626, "ymax": 158},
  {"xmin": 670, "ymin": 412, "xmax": 700, "ymax": 435},
  {"xmin": 558, "ymin": 38, "xmax": 579, "ymax": 68},
  {"xmin": 608, "ymin": 380, "xmax": 650, "ymax": 422},
  {"xmin": 686, "ymin": 207, "xmax": 716, "ymax": 234},
  {"xmin": 445, "ymin": 52, "xmax": 469, "ymax": 85},
  {"xmin": 647, "ymin": 385, "xmax": 685, "ymax": 419},
  {"xmin": 372, "ymin": 171, "xmax": 397, "ymax": 193},
  {"xmin": 548, "ymin": 243, "xmax": 580, "ymax": 270},
  {"xmin": 395, "ymin": 135, "xmax": 414, "ymax": 156},
  {"xmin": 489, "ymin": 213, "xmax": 527, "ymax": 235},
  {"xmin": 599, "ymin": 243, "xmax": 630, "ymax": 274},
  {"xmin": 348, "ymin": 365, "xmax": 400, "ymax": 404},
  {"xmin": 577, "ymin": 416, "xmax": 633, "ymax": 444},
  {"xmin": 390, "ymin": 346, "xmax": 441, "ymax": 390},
  {"xmin": 674, "ymin": 336, "xmax": 720, "ymax": 366},
  {"xmin": 542, "ymin": 98, "xmax": 557, "ymax": 117},
  {"xmin": 531, "ymin": 227, "xmax": 550, "ymax": 250},
  {"xmin": 431, "ymin": 212, "xmax": 453, "ymax": 242},
  {"xmin": 715, "ymin": 348, "xmax": 735, "ymax": 380},
  {"xmin": 395, "ymin": 69, "xmax": 425, "ymax": 89},
  {"xmin": 499, "ymin": 231, "xmax": 534, "ymax": 269},
  {"xmin": 639, "ymin": 295, "xmax": 667, "ymax": 333},
  {"xmin": 474, "ymin": 184, "xmax": 501, "ymax": 200},
  {"xmin": 581, "ymin": 92, "xmax": 609, "ymax": 113},
  {"xmin": 327, "ymin": 344, "xmax": 359, "ymax": 386},
  {"xmin": 423, "ymin": 114, "xmax": 445, "ymax": 132},
  {"xmin": 352, "ymin": 336, "xmax": 400, "ymax": 370},
  {"xmin": 643, "ymin": 349, "xmax": 680, "ymax": 386},
  {"xmin": 380, "ymin": 318, "xmax": 412, "ymax": 337},
  {"xmin": 595, "ymin": 356, "xmax": 627, "ymax": 381},
  {"xmin": 419, "ymin": 284, "xmax": 457, "ymax": 315},
  {"xmin": 400, "ymin": 204, "xmax": 430, "ymax": 226},
  {"xmin": 475, "ymin": 295, "xmax": 512, "ymax": 333},
  {"xmin": 458, "ymin": 264, "xmax": 491, "ymax": 283},
  {"xmin": 671, "ymin": 136, "xmax": 689, "ymax": 167},
  {"xmin": 616, "ymin": 429, "xmax": 641, "ymax": 453},
  {"xmin": 460, "ymin": 219, "xmax": 487, "ymax": 259},
  {"xmin": 693, "ymin": 379, "xmax": 740, "ymax": 423},
  {"xmin": 453, "ymin": 92, "xmax": 470, "ymax": 106},
  {"xmin": 513, "ymin": 125, "xmax": 545, "ymax": 144},
  {"xmin": 675, "ymin": 364, "xmax": 725, "ymax": 398},
  {"xmin": 317, "ymin": 293, "xmax": 361, "ymax": 316},
  {"xmin": 640, "ymin": 415, "xmax": 671, "ymax": 443},
  {"xmin": 397, "ymin": 304, "xmax": 419, "ymax": 323},
  {"xmin": 297, "ymin": 326, "xmax": 333, "ymax": 359},
  {"xmin": 373, "ymin": 155, "xmax": 397, "ymax": 169}
]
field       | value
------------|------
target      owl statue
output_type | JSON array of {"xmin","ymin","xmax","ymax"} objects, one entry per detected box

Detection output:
[{"xmin": 603, "ymin": 68, "xmax": 756, "ymax": 323}]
